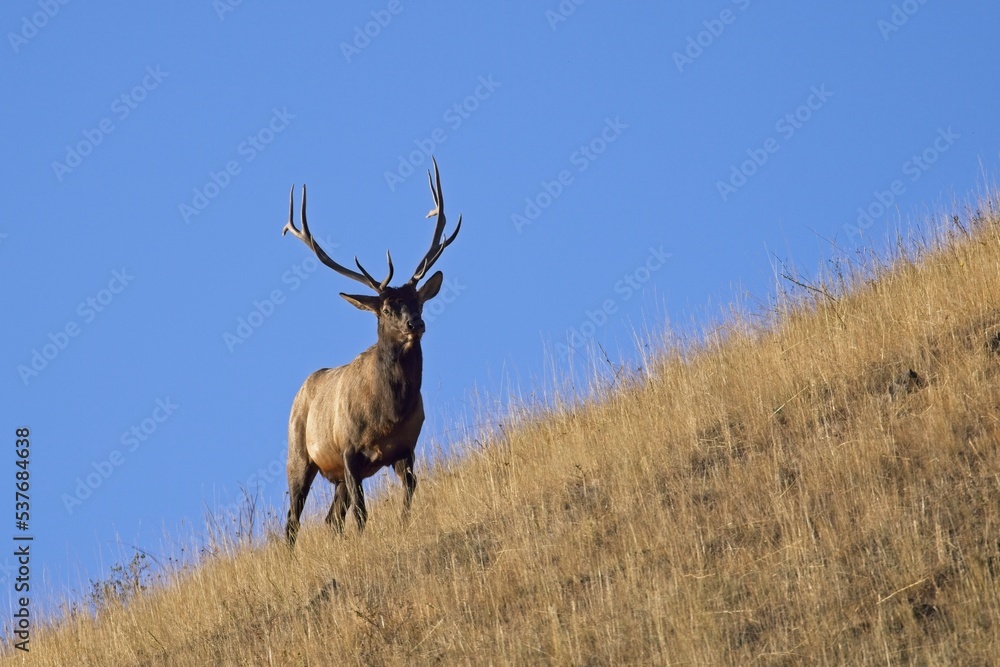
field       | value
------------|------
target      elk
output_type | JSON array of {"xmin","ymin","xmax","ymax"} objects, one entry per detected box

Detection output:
[{"xmin": 281, "ymin": 158, "xmax": 461, "ymax": 547}]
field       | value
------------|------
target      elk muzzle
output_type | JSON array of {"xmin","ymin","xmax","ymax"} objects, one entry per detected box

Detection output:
[{"xmin": 406, "ymin": 318, "xmax": 426, "ymax": 337}]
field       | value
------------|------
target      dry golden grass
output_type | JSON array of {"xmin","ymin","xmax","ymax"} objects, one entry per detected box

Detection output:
[{"xmin": 11, "ymin": 202, "xmax": 1000, "ymax": 665}]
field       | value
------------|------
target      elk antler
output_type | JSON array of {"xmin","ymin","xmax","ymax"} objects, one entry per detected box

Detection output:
[
  {"xmin": 408, "ymin": 157, "xmax": 462, "ymax": 286},
  {"xmin": 283, "ymin": 185, "xmax": 393, "ymax": 293}
]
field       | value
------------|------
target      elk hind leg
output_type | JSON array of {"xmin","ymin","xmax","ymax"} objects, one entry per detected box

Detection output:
[{"xmin": 286, "ymin": 459, "xmax": 318, "ymax": 547}]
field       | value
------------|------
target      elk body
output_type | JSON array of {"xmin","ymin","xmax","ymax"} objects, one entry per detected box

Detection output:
[{"xmin": 283, "ymin": 159, "xmax": 461, "ymax": 546}]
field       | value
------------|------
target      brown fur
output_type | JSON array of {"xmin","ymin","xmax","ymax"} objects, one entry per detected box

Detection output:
[{"xmin": 285, "ymin": 277, "xmax": 443, "ymax": 545}]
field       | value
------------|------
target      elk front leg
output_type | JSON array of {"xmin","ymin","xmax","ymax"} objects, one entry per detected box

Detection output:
[
  {"xmin": 394, "ymin": 452, "xmax": 417, "ymax": 517},
  {"xmin": 286, "ymin": 459, "xmax": 319, "ymax": 547},
  {"xmin": 343, "ymin": 452, "xmax": 368, "ymax": 532},
  {"xmin": 324, "ymin": 483, "xmax": 349, "ymax": 534}
]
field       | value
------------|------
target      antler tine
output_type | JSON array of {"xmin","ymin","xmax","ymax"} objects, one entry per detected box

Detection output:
[
  {"xmin": 414, "ymin": 214, "xmax": 461, "ymax": 282},
  {"xmin": 409, "ymin": 157, "xmax": 461, "ymax": 285},
  {"xmin": 354, "ymin": 250, "xmax": 394, "ymax": 293},
  {"xmin": 425, "ymin": 158, "xmax": 442, "ymax": 217},
  {"xmin": 282, "ymin": 184, "xmax": 385, "ymax": 293},
  {"xmin": 282, "ymin": 185, "xmax": 300, "ymax": 237},
  {"xmin": 380, "ymin": 250, "xmax": 394, "ymax": 291}
]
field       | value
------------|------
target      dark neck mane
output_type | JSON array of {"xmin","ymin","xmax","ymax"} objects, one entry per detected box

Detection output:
[{"xmin": 373, "ymin": 336, "xmax": 423, "ymax": 417}]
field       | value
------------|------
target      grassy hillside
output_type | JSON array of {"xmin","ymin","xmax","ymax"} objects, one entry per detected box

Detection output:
[{"xmin": 12, "ymin": 200, "xmax": 1000, "ymax": 665}]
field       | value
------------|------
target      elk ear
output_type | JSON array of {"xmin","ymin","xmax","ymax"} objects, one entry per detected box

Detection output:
[
  {"xmin": 417, "ymin": 271, "xmax": 444, "ymax": 303},
  {"xmin": 340, "ymin": 293, "xmax": 381, "ymax": 312}
]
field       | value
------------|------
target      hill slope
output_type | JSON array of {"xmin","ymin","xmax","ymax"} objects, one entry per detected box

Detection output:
[{"xmin": 13, "ymin": 202, "xmax": 1000, "ymax": 665}]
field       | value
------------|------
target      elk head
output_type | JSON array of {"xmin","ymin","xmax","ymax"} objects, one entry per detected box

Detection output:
[{"xmin": 282, "ymin": 157, "xmax": 461, "ymax": 350}]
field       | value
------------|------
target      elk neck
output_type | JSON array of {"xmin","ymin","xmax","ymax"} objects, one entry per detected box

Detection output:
[{"xmin": 371, "ymin": 333, "xmax": 424, "ymax": 416}]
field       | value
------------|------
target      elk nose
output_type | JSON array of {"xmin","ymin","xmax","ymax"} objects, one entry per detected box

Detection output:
[{"xmin": 407, "ymin": 319, "xmax": 425, "ymax": 334}]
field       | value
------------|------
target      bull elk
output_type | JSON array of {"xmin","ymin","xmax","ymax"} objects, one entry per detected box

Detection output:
[{"xmin": 282, "ymin": 158, "xmax": 461, "ymax": 546}]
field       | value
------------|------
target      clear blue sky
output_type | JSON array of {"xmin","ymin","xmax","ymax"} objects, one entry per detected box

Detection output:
[{"xmin": 3, "ymin": 2, "xmax": 999, "ymax": 615}]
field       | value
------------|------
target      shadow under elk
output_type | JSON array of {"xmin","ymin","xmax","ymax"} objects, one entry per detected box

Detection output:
[{"xmin": 282, "ymin": 158, "xmax": 462, "ymax": 546}]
